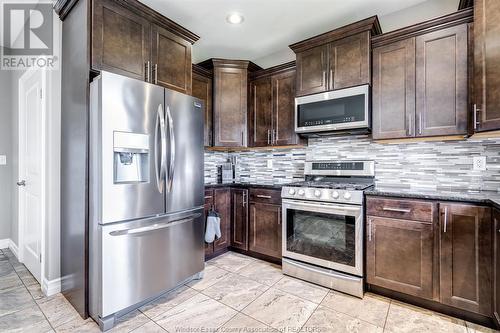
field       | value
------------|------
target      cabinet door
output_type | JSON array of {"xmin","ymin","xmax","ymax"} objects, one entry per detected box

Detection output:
[
  {"xmin": 272, "ymin": 69, "xmax": 300, "ymax": 146},
  {"xmin": 151, "ymin": 24, "xmax": 192, "ymax": 94},
  {"xmin": 249, "ymin": 78, "xmax": 272, "ymax": 147},
  {"xmin": 92, "ymin": 0, "xmax": 151, "ymax": 81},
  {"xmin": 213, "ymin": 188, "xmax": 231, "ymax": 252},
  {"xmin": 204, "ymin": 190, "xmax": 214, "ymax": 258},
  {"xmin": 439, "ymin": 203, "xmax": 492, "ymax": 315},
  {"xmin": 415, "ymin": 25, "xmax": 468, "ymax": 137},
  {"xmin": 372, "ymin": 38, "xmax": 416, "ymax": 139},
  {"xmin": 213, "ymin": 67, "xmax": 247, "ymax": 147},
  {"xmin": 366, "ymin": 216, "xmax": 434, "ymax": 300},
  {"xmin": 231, "ymin": 189, "xmax": 248, "ymax": 251},
  {"xmin": 493, "ymin": 208, "xmax": 500, "ymax": 325},
  {"xmin": 295, "ymin": 45, "xmax": 328, "ymax": 96},
  {"xmin": 192, "ymin": 72, "xmax": 212, "ymax": 147},
  {"xmin": 329, "ymin": 32, "xmax": 370, "ymax": 90},
  {"xmin": 249, "ymin": 202, "xmax": 282, "ymax": 259},
  {"xmin": 474, "ymin": 0, "xmax": 500, "ymax": 132}
]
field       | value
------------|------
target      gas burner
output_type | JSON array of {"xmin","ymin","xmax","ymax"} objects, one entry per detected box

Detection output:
[{"xmin": 282, "ymin": 160, "xmax": 374, "ymax": 205}]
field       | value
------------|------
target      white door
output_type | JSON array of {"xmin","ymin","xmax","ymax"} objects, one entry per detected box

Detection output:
[{"xmin": 18, "ymin": 69, "xmax": 46, "ymax": 284}]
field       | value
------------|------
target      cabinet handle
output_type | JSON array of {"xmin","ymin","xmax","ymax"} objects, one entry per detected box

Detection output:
[
  {"xmin": 154, "ymin": 63, "xmax": 158, "ymax": 84},
  {"xmin": 407, "ymin": 114, "xmax": 412, "ymax": 136},
  {"xmin": 329, "ymin": 69, "xmax": 334, "ymax": 90},
  {"xmin": 272, "ymin": 129, "xmax": 276, "ymax": 145},
  {"xmin": 145, "ymin": 61, "xmax": 151, "ymax": 82},
  {"xmin": 256, "ymin": 195, "xmax": 272, "ymax": 199},
  {"xmin": 417, "ymin": 113, "xmax": 422, "ymax": 135},
  {"xmin": 368, "ymin": 218, "xmax": 372, "ymax": 242},
  {"xmin": 473, "ymin": 104, "xmax": 480, "ymax": 130},
  {"xmin": 204, "ymin": 195, "xmax": 213, "ymax": 199},
  {"xmin": 242, "ymin": 192, "xmax": 246, "ymax": 207},
  {"xmin": 382, "ymin": 207, "xmax": 411, "ymax": 213},
  {"xmin": 443, "ymin": 207, "xmax": 448, "ymax": 233},
  {"xmin": 267, "ymin": 129, "xmax": 271, "ymax": 145}
]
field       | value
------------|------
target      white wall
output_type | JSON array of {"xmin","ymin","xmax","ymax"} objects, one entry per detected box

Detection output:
[{"xmin": 0, "ymin": 52, "xmax": 13, "ymax": 242}]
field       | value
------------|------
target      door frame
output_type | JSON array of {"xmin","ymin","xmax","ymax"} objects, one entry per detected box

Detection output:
[{"xmin": 17, "ymin": 67, "xmax": 48, "ymax": 284}]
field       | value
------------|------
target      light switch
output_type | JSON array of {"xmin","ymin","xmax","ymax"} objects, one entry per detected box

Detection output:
[
  {"xmin": 0, "ymin": 155, "xmax": 6, "ymax": 165},
  {"xmin": 267, "ymin": 160, "xmax": 273, "ymax": 168}
]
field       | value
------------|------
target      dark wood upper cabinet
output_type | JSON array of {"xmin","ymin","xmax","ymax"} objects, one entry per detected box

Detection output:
[
  {"xmin": 91, "ymin": 0, "xmax": 197, "ymax": 88},
  {"xmin": 249, "ymin": 201, "xmax": 282, "ymax": 259},
  {"xmin": 213, "ymin": 188, "xmax": 231, "ymax": 252},
  {"xmin": 366, "ymin": 216, "xmax": 434, "ymax": 300},
  {"xmin": 290, "ymin": 16, "xmax": 381, "ymax": 97},
  {"xmin": 192, "ymin": 65, "xmax": 213, "ymax": 147},
  {"xmin": 231, "ymin": 188, "xmax": 249, "ymax": 251},
  {"xmin": 474, "ymin": 0, "xmax": 500, "ymax": 132},
  {"xmin": 372, "ymin": 38, "xmax": 416, "ymax": 139},
  {"xmin": 151, "ymin": 24, "xmax": 192, "ymax": 94},
  {"xmin": 295, "ymin": 45, "xmax": 329, "ymax": 96},
  {"xmin": 329, "ymin": 32, "xmax": 370, "ymax": 90},
  {"xmin": 439, "ymin": 203, "xmax": 492, "ymax": 315},
  {"xmin": 92, "ymin": 0, "xmax": 151, "ymax": 81},
  {"xmin": 494, "ymin": 208, "xmax": 500, "ymax": 326},
  {"xmin": 415, "ymin": 24, "xmax": 468, "ymax": 137},
  {"xmin": 371, "ymin": 10, "xmax": 473, "ymax": 139},
  {"xmin": 249, "ymin": 64, "xmax": 301, "ymax": 147},
  {"xmin": 249, "ymin": 77, "xmax": 273, "ymax": 147},
  {"xmin": 197, "ymin": 59, "xmax": 261, "ymax": 148},
  {"xmin": 272, "ymin": 69, "xmax": 299, "ymax": 146}
]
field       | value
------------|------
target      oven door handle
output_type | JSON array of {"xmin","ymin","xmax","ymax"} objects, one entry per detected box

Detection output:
[{"xmin": 282, "ymin": 199, "xmax": 361, "ymax": 212}]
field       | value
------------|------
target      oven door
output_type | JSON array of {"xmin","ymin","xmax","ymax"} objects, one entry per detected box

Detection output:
[
  {"xmin": 282, "ymin": 199, "xmax": 363, "ymax": 276},
  {"xmin": 295, "ymin": 84, "xmax": 369, "ymax": 133}
]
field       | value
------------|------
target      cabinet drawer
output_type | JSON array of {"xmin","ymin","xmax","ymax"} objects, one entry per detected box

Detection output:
[
  {"xmin": 366, "ymin": 196, "xmax": 435, "ymax": 223},
  {"xmin": 249, "ymin": 188, "xmax": 281, "ymax": 205}
]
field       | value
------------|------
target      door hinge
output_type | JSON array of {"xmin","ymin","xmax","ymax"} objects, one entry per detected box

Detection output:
[
  {"xmin": 39, "ymin": 88, "xmax": 43, "ymax": 99},
  {"xmin": 39, "ymin": 253, "xmax": 42, "ymax": 263}
]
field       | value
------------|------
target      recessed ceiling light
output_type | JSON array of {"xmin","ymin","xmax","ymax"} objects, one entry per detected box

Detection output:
[{"xmin": 226, "ymin": 13, "xmax": 244, "ymax": 25}]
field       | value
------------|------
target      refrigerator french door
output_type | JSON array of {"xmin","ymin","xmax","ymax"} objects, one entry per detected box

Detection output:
[{"xmin": 89, "ymin": 71, "xmax": 204, "ymax": 331}]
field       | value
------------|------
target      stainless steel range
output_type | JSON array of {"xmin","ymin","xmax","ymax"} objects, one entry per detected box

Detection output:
[{"xmin": 281, "ymin": 160, "xmax": 374, "ymax": 298}]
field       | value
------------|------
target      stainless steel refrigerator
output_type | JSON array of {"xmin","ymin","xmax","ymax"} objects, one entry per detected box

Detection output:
[{"xmin": 88, "ymin": 71, "xmax": 205, "ymax": 331}]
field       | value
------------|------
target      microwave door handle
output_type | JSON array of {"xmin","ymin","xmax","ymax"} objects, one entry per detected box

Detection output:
[{"xmin": 166, "ymin": 106, "xmax": 175, "ymax": 192}]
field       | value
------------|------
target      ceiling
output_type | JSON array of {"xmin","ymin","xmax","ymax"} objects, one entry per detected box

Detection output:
[{"xmin": 139, "ymin": 0, "xmax": 460, "ymax": 69}]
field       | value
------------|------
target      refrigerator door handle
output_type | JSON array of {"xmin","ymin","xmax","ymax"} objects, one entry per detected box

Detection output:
[
  {"xmin": 109, "ymin": 213, "xmax": 202, "ymax": 236},
  {"xmin": 155, "ymin": 104, "xmax": 167, "ymax": 193},
  {"xmin": 166, "ymin": 106, "xmax": 176, "ymax": 192}
]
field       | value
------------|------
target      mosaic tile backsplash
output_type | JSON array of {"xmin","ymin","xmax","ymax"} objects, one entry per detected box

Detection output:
[{"xmin": 205, "ymin": 135, "xmax": 500, "ymax": 191}]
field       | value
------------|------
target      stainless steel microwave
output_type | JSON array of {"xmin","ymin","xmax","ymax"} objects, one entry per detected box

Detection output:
[{"xmin": 295, "ymin": 84, "xmax": 370, "ymax": 134}]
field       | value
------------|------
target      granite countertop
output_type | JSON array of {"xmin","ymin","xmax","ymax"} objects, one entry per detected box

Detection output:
[
  {"xmin": 204, "ymin": 182, "xmax": 288, "ymax": 190},
  {"xmin": 365, "ymin": 186, "xmax": 500, "ymax": 208}
]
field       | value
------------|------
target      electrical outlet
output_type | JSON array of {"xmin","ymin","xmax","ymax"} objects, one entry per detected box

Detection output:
[
  {"xmin": 473, "ymin": 156, "xmax": 486, "ymax": 171},
  {"xmin": 267, "ymin": 160, "xmax": 273, "ymax": 168},
  {"xmin": 0, "ymin": 155, "xmax": 6, "ymax": 165}
]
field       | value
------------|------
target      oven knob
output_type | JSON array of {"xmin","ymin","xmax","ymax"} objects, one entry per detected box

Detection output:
[
  {"xmin": 314, "ymin": 190, "xmax": 322, "ymax": 197},
  {"xmin": 288, "ymin": 188, "xmax": 296, "ymax": 195},
  {"xmin": 331, "ymin": 191, "xmax": 339, "ymax": 199},
  {"xmin": 343, "ymin": 192, "xmax": 352, "ymax": 200},
  {"xmin": 298, "ymin": 189, "xmax": 305, "ymax": 196}
]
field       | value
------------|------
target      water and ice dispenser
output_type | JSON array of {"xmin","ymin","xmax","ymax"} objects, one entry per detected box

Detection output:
[{"xmin": 113, "ymin": 131, "xmax": 150, "ymax": 183}]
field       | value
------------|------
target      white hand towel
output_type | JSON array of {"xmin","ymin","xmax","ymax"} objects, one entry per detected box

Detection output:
[{"xmin": 205, "ymin": 215, "xmax": 221, "ymax": 243}]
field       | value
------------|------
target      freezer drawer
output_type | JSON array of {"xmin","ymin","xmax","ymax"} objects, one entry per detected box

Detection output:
[{"xmin": 95, "ymin": 209, "xmax": 204, "ymax": 318}]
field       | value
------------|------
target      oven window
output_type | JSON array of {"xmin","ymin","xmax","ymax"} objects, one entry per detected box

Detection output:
[
  {"xmin": 297, "ymin": 94, "xmax": 365, "ymax": 127},
  {"xmin": 286, "ymin": 209, "xmax": 356, "ymax": 267}
]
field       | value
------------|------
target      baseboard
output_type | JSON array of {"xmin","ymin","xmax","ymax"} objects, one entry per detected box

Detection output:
[
  {"xmin": 42, "ymin": 277, "xmax": 62, "ymax": 296},
  {"xmin": 0, "ymin": 239, "xmax": 9, "ymax": 249},
  {"xmin": 9, "ymin": 240, "xmax": 19, "ymax": 259}
]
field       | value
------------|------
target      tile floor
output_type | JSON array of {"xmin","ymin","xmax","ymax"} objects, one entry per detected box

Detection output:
[{"xmin": 0, "ymin": 248, "xmax": 498, "ymax": 333}]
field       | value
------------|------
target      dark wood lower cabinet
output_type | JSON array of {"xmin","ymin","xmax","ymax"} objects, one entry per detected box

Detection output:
[
  {"xmin": 231, "ymin": 189, "xmax": 248, "ymax": 251},
  {"xmin": 439, "ymin": 203, "xmax": 492, "ymax": 316},
  {"xmin": 494, "ymin": 208, "xmax": 500, "ymax": 325},
  {"xmin": 213, "ymin": 188, "xmax": 231, "ymax": 252},
  {"xmin": 204, "ymin": 190, "xmax": 214, "ymax": 258},
  {"xmin": 366, "ymin": 216, "xmax": 434, "ymax": 300},
  {"xmin": 249, "ymin": 201, "xmax": 282, "ymax": 260}
]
